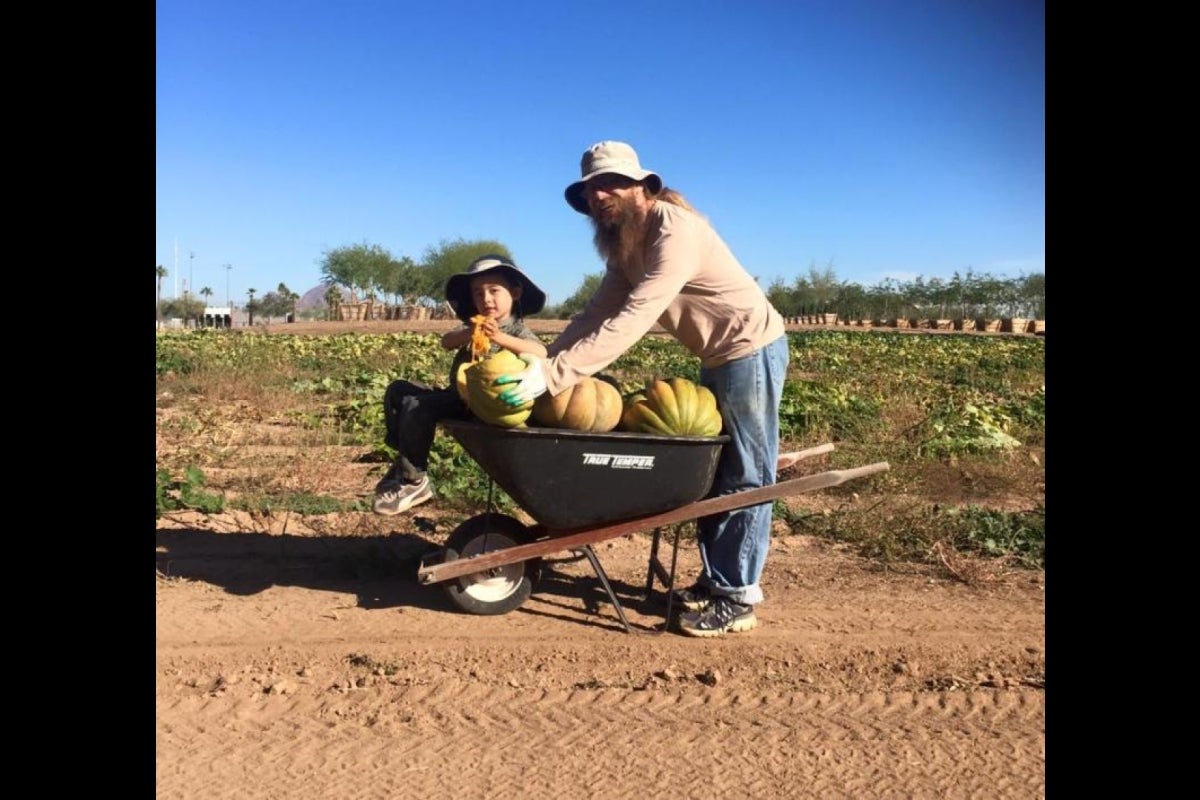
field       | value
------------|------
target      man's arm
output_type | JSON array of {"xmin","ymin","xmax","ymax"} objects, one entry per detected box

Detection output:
[{"xmin": 542, "ymin": 220, "xmax": 699, "ymax": 395}]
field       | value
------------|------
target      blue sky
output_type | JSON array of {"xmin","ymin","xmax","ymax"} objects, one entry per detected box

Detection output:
[{"xmin": 156, "ymin": 0, "xmax": 1044, "ymax": 308}]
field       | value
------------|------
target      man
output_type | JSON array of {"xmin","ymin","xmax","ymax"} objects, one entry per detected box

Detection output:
[{"xmin": 496, "ymin": 140, "xmax": 789, "ymax": 637}]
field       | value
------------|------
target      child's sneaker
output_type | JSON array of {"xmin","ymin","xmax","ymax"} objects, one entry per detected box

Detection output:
[{"xmin": 373, "ymin": 475, "xmax": 433, "ymax": 516}]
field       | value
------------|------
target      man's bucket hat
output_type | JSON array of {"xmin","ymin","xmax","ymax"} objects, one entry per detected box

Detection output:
[
  {"xmin": 565, "ymin": 140, "xmax": 663, "ymax": 214},
  {"xmin": 444, "ymin": 255, "xmax": 546, "ymax": 322}
]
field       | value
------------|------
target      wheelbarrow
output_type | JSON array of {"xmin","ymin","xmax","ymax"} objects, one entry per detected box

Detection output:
[{"xmin": 417, "ymin": 419, "xmax": 890, "ymax": 633}]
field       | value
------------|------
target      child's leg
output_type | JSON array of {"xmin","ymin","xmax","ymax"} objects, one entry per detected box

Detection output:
[
  {"xmin": 382, "ymin": 379, "xmax": 431, "ymax": 452},
  {"xmin": 374, "ymin": 386, "xmax": 466, "ymax": 516},
  {"xmin": 383, "ymin": 383, "xmax": 466, "ymax": 485}
]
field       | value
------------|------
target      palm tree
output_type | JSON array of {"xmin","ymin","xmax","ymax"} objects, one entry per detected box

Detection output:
[
  {"xmin": 277, "ymin": 282, "xmax": 299, "ymax": 322},
  {"xmin": 200, "ymin": 287, "xmax": 214, "ymax": 326},
  {"xmin": 324, "ymin": 285, "xmax": 342, "ymax": 321},
  {"xmin": 156, "ymin": 264, "xmax": 168, "ymax": 327},
  {"xmin": 247, "ymin": 288, "xmax": 257, "ymax": 326}
]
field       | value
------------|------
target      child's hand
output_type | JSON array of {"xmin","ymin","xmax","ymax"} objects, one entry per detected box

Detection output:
[{"xmin": 479, "ymin": 318, "xmax": 499, "ymax": 339}]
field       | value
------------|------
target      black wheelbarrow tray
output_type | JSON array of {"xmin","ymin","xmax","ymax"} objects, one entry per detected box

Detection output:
[{"xmin": 417, "ymin": 419, "xmax": 890, "ymax": 632}]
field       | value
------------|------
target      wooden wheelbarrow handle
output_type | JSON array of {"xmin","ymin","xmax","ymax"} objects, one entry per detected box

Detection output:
[
  {"xmin": 776, "ymin": 443, "xmax": 835, "ymax": 473},
  {"xmin": 417, "ymin": 460, "xmax": 890, "ymax": 586}
]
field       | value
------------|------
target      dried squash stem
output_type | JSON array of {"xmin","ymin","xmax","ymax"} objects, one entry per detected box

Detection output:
[{"xmin": 470, "ymin": 314, "xmax": 490, "ymax": 361}]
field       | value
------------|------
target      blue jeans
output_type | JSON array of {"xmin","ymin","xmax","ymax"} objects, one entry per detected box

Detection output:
[{"xmin": 695, "ymin": 335, "xmax": 789, "ymax": 606}]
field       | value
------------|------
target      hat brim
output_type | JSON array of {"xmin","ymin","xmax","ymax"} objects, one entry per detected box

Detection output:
[
  {"xmin": 565, "ymin": 170, "xmax": 663, "ymax": 214},
  {"xmin": 445, "ymin": 264, "xmax": 546, "ymax": 321}
]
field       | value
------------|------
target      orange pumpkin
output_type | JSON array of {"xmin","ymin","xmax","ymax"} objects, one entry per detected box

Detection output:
[
  {"xmin": 532, "ymin": 374, "xmax": 623, "ymax": 432},
  {"xmin": 619, "ymin": 377, "xmax": 722, "ymax": 436}
]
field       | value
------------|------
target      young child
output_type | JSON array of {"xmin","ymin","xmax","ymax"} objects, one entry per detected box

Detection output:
[{"xmin": 373, "ymin": 255, "xmax": 548, "ymax": 515}]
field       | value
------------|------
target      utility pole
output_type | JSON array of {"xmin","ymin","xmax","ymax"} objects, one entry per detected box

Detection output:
[
  {"xmin": 225, "ymin": 264, "xmax": 232, "ymax": 327},
  {"xmin": 188, "ymin": 251, "xmax": 195, "ymax": 328}
]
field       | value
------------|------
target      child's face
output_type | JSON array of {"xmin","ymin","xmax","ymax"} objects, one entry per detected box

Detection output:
[{"xmin": 469, "ymin": 276, "xmax": 520, "ymax": 320}]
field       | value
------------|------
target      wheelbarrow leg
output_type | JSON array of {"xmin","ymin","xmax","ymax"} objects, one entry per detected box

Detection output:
[
  {"xmin": 645, "ymin": 526, "xmax": 683, "ymax": 631},
  {"xmin": 578, "ymin": 545, "xmax": 634, "ymax": 634},
  {"xmin": 645, "ymin": 527, "xmax": 662, "ymax": 598}
]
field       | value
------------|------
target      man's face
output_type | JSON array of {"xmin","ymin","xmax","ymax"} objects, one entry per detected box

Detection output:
[
  {"xmin": 587, "ymin": 175, "xmax": 652, "ymax": 266},
  {"xmin": 583, "ymin": 174, "xmax": 643, "ymax": 224}
]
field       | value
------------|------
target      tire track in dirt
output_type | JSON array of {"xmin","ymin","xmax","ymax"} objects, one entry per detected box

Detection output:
[
  {"xmin": 156, "ymin": 686, "xmax": 1044, "ymax": 799},
  {"xmin": 157, "ymin": 527, "xmax": 1044, "ymax": 798}
]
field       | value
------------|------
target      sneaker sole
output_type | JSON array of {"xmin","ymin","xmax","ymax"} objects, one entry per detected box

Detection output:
[{"xmin": 678, "ymin": 614, "xmax": 758, "ymax": 638}]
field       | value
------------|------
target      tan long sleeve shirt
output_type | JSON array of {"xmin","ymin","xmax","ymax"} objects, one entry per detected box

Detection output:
[{"xmin": 544, "ymin": 200, "xmax": 785, "ymax": 396}]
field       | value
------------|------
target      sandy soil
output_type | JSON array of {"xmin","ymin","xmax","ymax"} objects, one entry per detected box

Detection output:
[
  {"xmin": 156, "ymin": 319, "xmax": 1045, "ymax": 798},
  {"xmin": 157, "ymin": 518, "xmax": 1044, "ymax": 799}
]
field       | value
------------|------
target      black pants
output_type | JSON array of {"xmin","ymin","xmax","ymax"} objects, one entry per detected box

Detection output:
[{"xmin": 381, "ymin": 379, "xmax": 469, "ymax": 486}]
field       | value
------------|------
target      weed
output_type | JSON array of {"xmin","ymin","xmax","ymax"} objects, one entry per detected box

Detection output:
[
  {"xmin": 776, "ymin": 498, "xmax": 1044, "ymax": 578},
  {"xmin": 157, "ymin": 465, "xmax": 226, "ymax": 517},
  {"xmin": 940, "ymin": 505, "xmax": 1045, "ymax": 569},
  {"xmin": 231, "ymin": 492, "xmax": 368, "ymax": 515},
  {"xmin": 915, "ymin": 393, "xmax": 1023, "ymax": 457}
]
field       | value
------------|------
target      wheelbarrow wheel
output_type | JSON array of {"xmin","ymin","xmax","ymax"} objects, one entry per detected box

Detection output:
[{"xmin": 443, "ymin": 513, "xmax": 541, "ymax": 616}]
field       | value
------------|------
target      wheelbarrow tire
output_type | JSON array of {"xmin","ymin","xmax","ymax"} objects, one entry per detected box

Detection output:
[{"xmin": 443, "ymin": 513, "xmax": 541, "ymax": 616}]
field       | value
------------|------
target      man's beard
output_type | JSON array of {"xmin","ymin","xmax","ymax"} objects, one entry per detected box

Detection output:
[{"xmin": 590, "ymin": 196, "xmax": 651, "ymax": 268}]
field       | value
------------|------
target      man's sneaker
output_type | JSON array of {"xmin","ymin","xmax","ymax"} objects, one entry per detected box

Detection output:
[
  {"xmin": 678, "ymin": 597, "xmax": 757, "ymax": 638},
  {"xmin": 373, "ymin": 476, "xmax": 433, "ymax": 516},
  {"xmin": 672, "ymin": 583, "xmax": 712, "ymax": 611}
]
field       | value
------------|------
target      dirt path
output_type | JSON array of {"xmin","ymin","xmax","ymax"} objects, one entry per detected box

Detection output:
[{"xmin": 155, "ymin": 520, "xmax": 1045, "ymax": 799}]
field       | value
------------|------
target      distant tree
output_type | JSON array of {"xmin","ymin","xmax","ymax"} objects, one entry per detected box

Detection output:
[
  {"xmin": 247, "ymin": 288, "xmax": 257, "ymax": 326},
  {"xmin": 834, "ymin": 282, "xmax": 868, "ymax": 321},
  {"xmin": 789, "ymin": 274, "xmax": 816, "ymax": 316},
  {"xmin": 806, "ymin": 261, "xmax": 840, "ymax": 313},
  {"xmin": 377, "ymin": 256, "xmax": 421, "ymax": 306},
  {"xmin": 958, "ymin": 270, "xmax": 988, "ymax": 319},
  {"xmin": 156, "ymin": 264, "xmax": 168, "ymax": 326},
  {"xmin": 200, "ymin": 286, "xmax": 213, "ymax": 306},
  {"xmin": 1020, "ymin": 273, "xmax": 1045, "ymax": 319},
  {"xmin": 280, "ymin": 282, "xmax": 299, "ymax": 320},
  {"xmin": 160, "ymin": 296, "xmax": 204, "ymax": 323},
  {"xmin": 257, "ymin": 283, "xmax": 301, "ymax": 321},
  {"xmin": 760, "ymin": 266, "xmax": 1043, "ymax": 323},
  {"xmin": 258, "ymin": 292, "xmax": 284, "ymax": 319},
  {"xmin": 159, "ymin": 298, "xmax": 182, "ymax": 319},
  {"xmin": 547, "ymin": 272, "xmax": 603, "ymax": 320},
  {"xmin": 765, "ymin": 277, "xmax": 798, "ymax": 318},
  {"xmin": 919, "ymin": 277, "xmax": 953, "ymax": 319},
  {"xmin": 867, "ymin": 278, "xmax": 903, "ymax": 320},
  {"xmin": 903, "ymin": 277, "xmax": 932, "ymax": 319},
  {"xmin": 319, "ymin": 243, "xmax": 395, "ymax": 299},
  {"xmin": 323, "ymin": 285, "xmax": 342, "ymax": 320},
  {"xmin": 975, "ymin": 276, "xmax": 1009, "ymax": 319}
]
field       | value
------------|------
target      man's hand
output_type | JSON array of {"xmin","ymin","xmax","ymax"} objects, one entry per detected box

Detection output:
[{"xmin": 494, "ymin": 354, "xmax": 548, "ymax": 406}]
